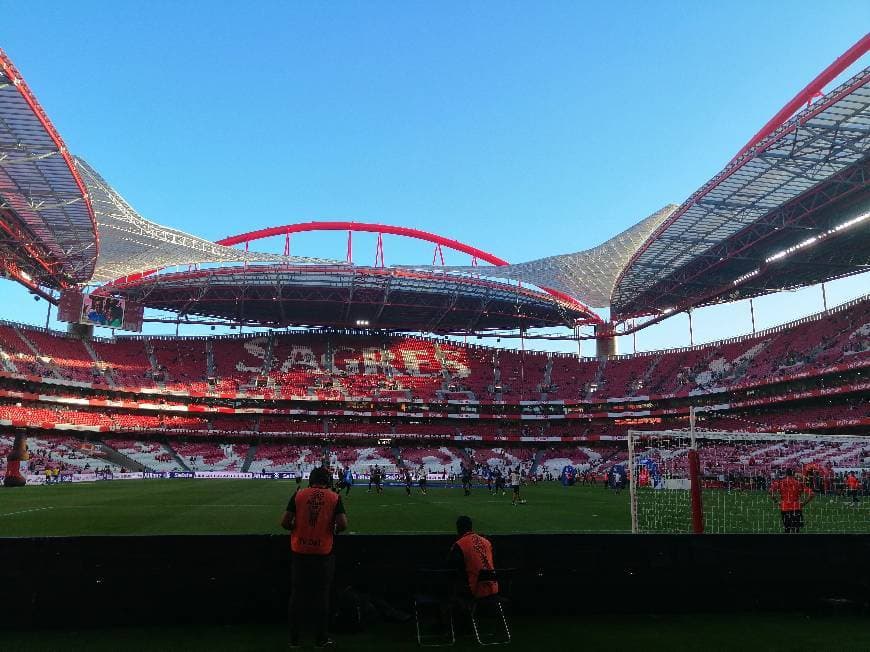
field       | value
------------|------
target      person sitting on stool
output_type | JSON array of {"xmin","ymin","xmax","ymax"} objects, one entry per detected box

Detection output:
[{"xmin": 447, "ymin": 515, "xmax": 499, "ymax": 605}]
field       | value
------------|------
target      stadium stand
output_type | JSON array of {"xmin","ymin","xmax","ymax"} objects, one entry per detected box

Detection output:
[
  {"xmin": 399, "ymin": 446, "xmax": 466, "ymax": 473},
  {"xmin": 468, "ymin": 447, "xmax": 535, "ymax": 470},
  {"xmin": 0, "ymin": 298, "xmax": 864, "ymax": 403},
  {"xmin": 103, "ymin": 439, "xmax": 179, "ymax": 471},
  {"xmin": 246, "ymin": 443, "xmax": 322, "ymax": 473},
  {"xmin": 330, "ymin": 446, "xmax": 398, "ymax": 473},
  {"xmin": 0, "ymin": 299, "xmax": 865, "ymax": 482},
  {"xmin": 172, "ymin": 442, "xmax": 248, "ymax": 471},
  {"xmin": 90, "ymin": 338, "xmax": 154, "ymax": 388},
  {"xmin": 25, "ymin": 436, "xmax": 118, "ymax": 473}
]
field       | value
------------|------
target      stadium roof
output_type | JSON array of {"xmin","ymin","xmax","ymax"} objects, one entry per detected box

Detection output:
[
  {"xmin": 74, "ymin": 157, "xmax": 342, "ymax": 283},
  {"xmin": 611, "ymin": 66, "xmax": 870, "ymax": 317},
  {"xmin": 399, "ymin": 204, "xmax": 677, "ymax": 309},
  {"xmin": 0, "ymin": 50, "xmax": 97, "ymax": 288},
  {"xmin": 3, "ymin": 39, "xmax": 866, "ymax": 335},
  {"xmin": 407, "ymin": 54, "xmax": 870, "ymax": 322},
  {"xmin": 102, "ymin": 264, "xmax": 588, "ymax": 331}
]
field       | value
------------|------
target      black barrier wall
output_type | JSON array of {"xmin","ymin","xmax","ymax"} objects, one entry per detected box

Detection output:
[{"xmin": 2, "ymin": 534, "xmax": 869, "ymax": 627}]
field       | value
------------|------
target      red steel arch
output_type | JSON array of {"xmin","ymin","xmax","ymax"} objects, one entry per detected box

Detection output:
[
  {"xmin": 216, "ymin": 221, "xmax": 600, "ymax": 322},
  {"xmin": 217, "ymin": 221, "xmax": 511, "ymax": 266}
]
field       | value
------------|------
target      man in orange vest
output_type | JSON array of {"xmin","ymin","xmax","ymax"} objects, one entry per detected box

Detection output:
[
  {"xmin": 845, "ymin": 471, "xmax": 861, "ymax": 505},
  {"xmin": 448, "ymin": 516, "xmax": 499, "ymax": 601},
  {"xmin": 281, "ymin": 465, "xmax": 348, "ymax": 648},
  {"xmin": 769, "ymin": 468, "xmax": 814, "ymax": 534}
]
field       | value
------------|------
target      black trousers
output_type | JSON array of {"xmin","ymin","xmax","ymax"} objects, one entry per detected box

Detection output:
[
  {"xmin": 781, "ymin": 510, "xmax": 804, "ymax": 533},
  {"xmin": 289, "ymin": 553, "xmax": 335, "ymax": 643}
]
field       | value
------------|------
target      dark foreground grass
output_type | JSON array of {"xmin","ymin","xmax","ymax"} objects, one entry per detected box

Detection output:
[
  {"xmin": 5, "ymin": 613, "xmax": 870, "ymax": 651},
  {"xmin": 0, "ymin": 480, "xmax": 630, "ymax": 537}
]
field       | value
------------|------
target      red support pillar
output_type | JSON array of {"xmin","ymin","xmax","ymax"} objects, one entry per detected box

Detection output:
[
  {"xmin": 283, "ymin": 233, "xmax": 291, "ymax": 257},
  {"xmin": 374, "ymin": 233, "xmax": 385, "ymax": 267},
  {"xmin": 346, "ymin": 231, "xmax": 353, "ymax": 264},
  {"xmin": 432, "ymin": 243, "xmax": 445, "ymax": 266},
  {"xmin": 3, "ymin": 432, "xmax": 27, "ymax": 487}
]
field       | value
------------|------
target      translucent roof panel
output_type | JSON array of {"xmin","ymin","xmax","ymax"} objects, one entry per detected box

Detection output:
[
  {"xmin": 74, "ymin": 157, "xmax": 342, "ymax": 283},
  {"xmin": 612, "ymin": 67, "xmax": 870, "ymax": 316},
  {"xmin": 0, "ymin": 50, "xmax": 97, "ymax": 285},
  {"xmin": 402, "ymin": 204, "xmax": 677, "ymax": 308}
]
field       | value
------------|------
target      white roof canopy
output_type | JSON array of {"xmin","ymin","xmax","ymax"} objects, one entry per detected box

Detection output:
[
  {"xmin": 74, "ymin": 157, "xmax": 342, "ymax": 283},
  {"xmin": 402, "ymin": 204, "xmax": 677, "ymax": 308}
]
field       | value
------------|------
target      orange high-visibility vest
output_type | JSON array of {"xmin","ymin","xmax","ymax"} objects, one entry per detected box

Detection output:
[
  {"xmin": 455, "ymin": 532, "xmax": 499, "ymax": 598},
  {"xmin": 772, "ymin": 477, "xmax": 812, "ymax": 511},
  {"xmin": 291, "ymin": 487, "xmax": 340, "ymax": 555}
]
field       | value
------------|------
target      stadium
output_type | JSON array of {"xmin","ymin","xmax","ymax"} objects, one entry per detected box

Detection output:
[{"xmin": 1, "ymin": 18, "xmax": 869, "ymax": 652}]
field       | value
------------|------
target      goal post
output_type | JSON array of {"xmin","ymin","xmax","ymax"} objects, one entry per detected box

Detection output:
[{"xmin": 627, "ymin": 430, "xmax": 870, "ymax": 534}]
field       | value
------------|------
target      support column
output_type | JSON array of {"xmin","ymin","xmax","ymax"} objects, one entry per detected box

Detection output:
[
  {"xmin": 688, "ymin": 309, "xmax": 694, "ymax": 346},
  {"xmin": 594, "ymin": 322, "xmax": 617, "ymax": 359},
  {"xmin": 67, "ymin": 323, "xmax": 94, "ymax": 340},
  {"xmin": 749, "ymin": 298, "xmax": 756, "ymax": 334}
]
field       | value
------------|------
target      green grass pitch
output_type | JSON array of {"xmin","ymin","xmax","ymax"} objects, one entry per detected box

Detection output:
[
  {"xmin": 0, "ymin": 480, "xmax": 629, "ymax": 537},
  {"xmin": 2, "ymin": 480, "xmax": 868, "ymax": 536}
]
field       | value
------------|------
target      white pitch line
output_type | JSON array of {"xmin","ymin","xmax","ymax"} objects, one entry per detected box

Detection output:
[
  {"xmin": 0, "ymin": 506, "xmax": 55, "ymax": 518},
  {"xmin": 52, "ymin": 504, "xmax": 275, "ymax": 509}
]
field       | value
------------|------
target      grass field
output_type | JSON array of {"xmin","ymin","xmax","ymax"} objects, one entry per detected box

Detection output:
[
  {"xmin": 0, "ymin": 480, "xmax": 630, "ymax": 537},
  {"xmin": 2, "ymin": 480, "xmax": 868, "ymax": 536}
]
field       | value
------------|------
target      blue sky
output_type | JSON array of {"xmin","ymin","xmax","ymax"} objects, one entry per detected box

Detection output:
[{"xmin": 1, "ymin": 2, "xmax": 868, "ymax": 353}]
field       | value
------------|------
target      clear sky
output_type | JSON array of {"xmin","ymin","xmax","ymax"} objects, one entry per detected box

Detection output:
[{"xmin": 1, "ymin": 2, "xmax": 868, "ymax": 354}]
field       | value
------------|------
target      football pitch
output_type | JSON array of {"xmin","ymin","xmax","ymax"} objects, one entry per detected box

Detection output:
[
  {"xmin": 0, "ymin": 480, "xmax": 630, "ymax": 537},
  {"xmin": 2, "ymin": 480, "xmax": 868, "ymax": 537}
]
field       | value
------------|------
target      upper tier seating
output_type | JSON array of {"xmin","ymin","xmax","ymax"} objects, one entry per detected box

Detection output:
[
  {"xmin": 151, "ymin": 338, "xmax": 209, "ymax": 392},
  {"xmin": 90, "ymin": 338, "xmax": 153, "ymax": 388},
  {"xmin": 0, "ymin": 299, "xmax": 863, "ymax": 404}
]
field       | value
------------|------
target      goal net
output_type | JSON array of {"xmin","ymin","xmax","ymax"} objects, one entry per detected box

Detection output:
[{"xmin": 627, "ymin": 430, "xmax": 870, "ymax": 534}]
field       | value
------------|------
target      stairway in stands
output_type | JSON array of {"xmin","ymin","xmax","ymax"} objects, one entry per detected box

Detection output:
[
  {"xmin": 0, "ymin": 343, "xmax": 18, "ymax": 373},
  {"xmin": 82, "ymin": 339, "xmax": 117, "ymax": 388},
  {"xmin": 99, "ymin": 441, "xmax": 146, "ymax": 471},
  {"xmin": 589, "ymin": 357, "xmax": 608, "ymax": 398},
  {"xmin": 637, "ymin": 356, "xmax": 661, "ymax": 394},
  {"xmin": 530, "ymin": 449, "xmax": 546, "ymax": 476},
  {"xmin": 433, "ymin": 342, "xmax": 454, "ymax": 395},
  {"xmin": 205, "ymin": 339, "xmax": 216, "ymax": 380},
  {"xmin": 539, "ymin": 355, "xmax": 554, "ymax": 401},
  {"xmin": 242, "ymin": 440, "xmax": 258, "ymax": 472},
  {"xmin": 164, "ymin": 440, "xmax": 191, "ymax": 471},
  {"xmin": 14, "ymin": 327, "xmax": 62, "ymax": 379},
  {"xmin": 144, "ymin": 339, "xmax": 165, "ymax": 388}
]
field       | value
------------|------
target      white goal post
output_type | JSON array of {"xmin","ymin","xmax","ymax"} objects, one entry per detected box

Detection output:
[{"xmin": 627, "ymin": 428, "xmax": 870, "ymax": 534}]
